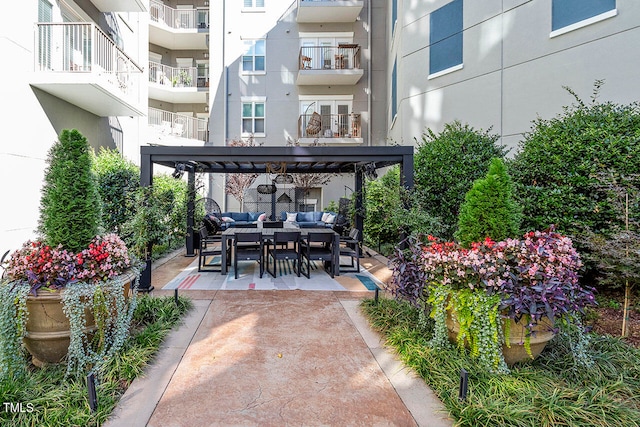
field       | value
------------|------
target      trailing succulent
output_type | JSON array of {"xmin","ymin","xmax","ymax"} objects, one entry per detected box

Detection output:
[{"xmin": 0, "ymin": 268, "xmax": 139, "ymax": 380}]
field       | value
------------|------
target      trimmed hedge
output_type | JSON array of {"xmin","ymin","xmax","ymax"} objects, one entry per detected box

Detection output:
[{"xmin": 414, "ymin": 121, "xmax": 508, "ymax": 239}]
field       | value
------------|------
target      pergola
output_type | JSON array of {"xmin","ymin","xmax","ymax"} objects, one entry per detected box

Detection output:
[{"xmin": 138, "ymin": 145, "xmax": 414, "ymax": 290}]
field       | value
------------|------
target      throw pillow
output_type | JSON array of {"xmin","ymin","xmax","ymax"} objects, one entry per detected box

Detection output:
[
  {"xmin": 286, "ymin": 212, "xmax": 298, "ymax": 222},
  {"xmin": 221, "ymin": 216, "xmax": 235, "ymax": 223},
  {"xmin": 321, "ymin": 212, "xmax": 331, "ymax": 222},
  {"xmin": 325, "ymin": 213, "xmax": 336, "ymax": 224},
  {"xmin": 258, "ymin": 213, "xmax": 267, "ymax": 222}
]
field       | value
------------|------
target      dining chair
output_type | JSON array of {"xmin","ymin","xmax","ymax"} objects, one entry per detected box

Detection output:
[
  {"xmin": 233, "ymin": 232, "xmax": 264, "ymax": 279},
  {"xmin": 266, "ymin": 231, "xmax": 301, "ymax": 278},
  {"xmin": 300, "ymin": 232, "xmax": 335, "ymax": 278},
  {"xmin": 198, "ymin": 226, "xmax": 228, "ymax": 272},
  {"xmin": 339, "ymin": 228, "xmax": 360, "ymax": 273}
]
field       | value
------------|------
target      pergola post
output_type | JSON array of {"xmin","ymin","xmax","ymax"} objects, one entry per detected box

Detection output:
[
  {"xmin": 355, "ymin": 167, "xmax": 364, "ymax": 245},
  {"xmin": 139, "ymin": 153, "xmax": 154, "ymax": 292},
  {"xmin": 185, "ymin": 168, "xmax": 196, "ymax": 257}
]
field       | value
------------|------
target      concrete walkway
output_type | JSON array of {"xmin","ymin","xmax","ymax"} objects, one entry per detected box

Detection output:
[{"xmin": 104, "ymin": 252, "xmax": 453, "ymax": 427}]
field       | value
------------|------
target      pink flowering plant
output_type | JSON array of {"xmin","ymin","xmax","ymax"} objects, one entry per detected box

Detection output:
[
  {"xmin": 75, "ymin": 234, "xmax": 131, "ymax": 283},
  {"xmin": 4, "ymin": 240, "xmax": 76, "ymax": 293},
  {"xmin": 419, "ymin": 229, "xmax": 595, "ymax": 325},
  {"xmin": 4, "ymin": 234, "xmax": 132, "ymax": 294}
]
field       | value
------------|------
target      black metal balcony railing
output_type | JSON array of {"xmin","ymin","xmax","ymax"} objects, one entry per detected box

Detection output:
[
  {"xmin": 298, "ymin": 113, "xmax": 361, "ymax": 139},
  {"xmin": 298, "ymin": 45, "xmax": 361, "ymax": 71}
]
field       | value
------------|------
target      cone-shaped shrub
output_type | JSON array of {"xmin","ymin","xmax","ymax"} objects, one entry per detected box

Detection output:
[
  {"xmin": 38, "ymin": 129, "xmax": 102, "ymax": 253},
  {"xmin": 455, "ymin": 158, "xmax": 521, "ymax": 247}
]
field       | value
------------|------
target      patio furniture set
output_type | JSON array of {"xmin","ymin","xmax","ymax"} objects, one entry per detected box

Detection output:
[{"xmin": 197, "ymin": 223, "xmax": 360, "ymax": 280}]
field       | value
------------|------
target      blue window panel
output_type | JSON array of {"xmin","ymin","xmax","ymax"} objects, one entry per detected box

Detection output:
[
  {"xmin": 392, "ymin": 0, "xmax": 398, "ymax": 30},
  {"xmin": 552, "ymin": 0, "xmax": 615, "ymax": 31},
  {"xmin": 429, "ymin": 0, "xmax": 463, "ymax": 75},
  {"xmin": 391, "ymin": 60, "xmax": 397, "ymax": 119}
]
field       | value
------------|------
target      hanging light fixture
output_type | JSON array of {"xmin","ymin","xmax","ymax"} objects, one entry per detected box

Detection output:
[
  {"xmin": 274, "ymin": 173, "xmax": 294, "ymax": 184},
  {"xmin": 257, "ymin": 184, "xmax": 277, "ymax": 194},
  {"xmin": 172, "ymin": 163, "xmax": 186, "ymax": 179}
]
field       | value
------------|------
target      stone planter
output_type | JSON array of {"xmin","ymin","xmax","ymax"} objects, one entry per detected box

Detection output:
[
  {"xmin": 23, "ymin": 270, "xmax": 136, "ymax": 367},
  {"xmin": 446, "ymin": 310, "xmax": 555, "ymax": 366}
]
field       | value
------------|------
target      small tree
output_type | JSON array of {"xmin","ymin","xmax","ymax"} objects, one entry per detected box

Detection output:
[
  {"xmin": 455, "ymin": 158, "xmax": 521, "ymax": 247},
  {"xmin": 93, "ymin": 147, "xmax": 139, "ymax": 234},
  {"xmin": 225, "ymin": 137, "xmax": 258, "ymax": 210},
  {"xmin": 38, "ymin": 129, "xmax": 102, "ymax": 253}
]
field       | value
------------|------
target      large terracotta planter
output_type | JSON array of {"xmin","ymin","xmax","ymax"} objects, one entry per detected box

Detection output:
[
  {"xmin": 446, "ymin": 310, "xmax": 555, "ymax": 366},
  {"xmin": 24, "ymin": 290, "xmax": 96, "ymax": 366},
  {"xmin": 23, "ymin": 271, "xmax": 136, "ymax": 367}
]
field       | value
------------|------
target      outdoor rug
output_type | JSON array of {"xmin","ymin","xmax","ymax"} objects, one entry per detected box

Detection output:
[{"xmin": 162, "ymin": 256, "xmax": 383, "ymax": 292}]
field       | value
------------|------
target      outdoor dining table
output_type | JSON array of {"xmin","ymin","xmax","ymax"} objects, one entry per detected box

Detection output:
[{"xmin": 220, "ymin": 227, "xmax": 340, "ymax": 277}]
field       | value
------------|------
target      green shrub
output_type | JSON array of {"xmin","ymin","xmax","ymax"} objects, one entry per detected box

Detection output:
[
  {"xmin": 122, "ymin": 186, "xmax": 168, "ymax": 260},
  {"xmin": 414, "ymin": 121, "xmax": 507, "ymax": 239},
  {"xmin": 364, "ymin": 167, "xmax": 402, "ymax": 248},
  {"xmin": 122, "ymin": 175, "xmax": 188, "ymax": 260},
  {"xmin": 508, "ymin": 83, "xmax": 640, "ymax": 286},
  {"xmin": 364, "ymin": 166, "xmax": 443, "ymax": 252},
  {"xmin": 509, "ymin": 84, "xmax": 640, "ymax": 237},
  {"xmin": 324, "ymin": 200, "xmax": 339, "ymax": 213},
  {"xmin": 153, "ymin": 175, "xmax": 188, "ymax": 249},
  {"xmin": 455, "ymin": 158, "xmax": 521, "ymax": 247},
  {"xmin": 93, "ymin": 148, "xmax": 139, "ymax": 234},
  {"xmin": 38, "ymin": 129, "xmax": 102, "ymax": 253}
]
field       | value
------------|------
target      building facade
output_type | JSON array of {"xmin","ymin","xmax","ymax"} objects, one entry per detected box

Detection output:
[
  {"xmin": 0, "ymin": 0, "xmax": 148, "ymax": 257},
  {"xmin": 387, "ymin": 0, "xmax": 640, "ymax": 152},
  {"xmin": 208, "ymin": 0, "xmax": 387, "ymax": 211}
]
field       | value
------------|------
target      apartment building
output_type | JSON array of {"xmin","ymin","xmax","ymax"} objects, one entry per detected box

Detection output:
[
  {"xmin": 0, "ymin": 0, "xmax": 148, "ymax": 257},
  {"xmin": 387, "ymin": 0, "xmax": 640, "ymax": 151},
  {"xmin": 207, "ymin": 0, "xmax": 387, "ymax": 211},
  {"xmin": 147, "ymin": 0, "xmax": 210, "ymax": 146}
]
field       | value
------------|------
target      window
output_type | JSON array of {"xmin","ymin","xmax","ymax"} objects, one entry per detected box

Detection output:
[
  {"xmin": 242, "ymin": 39, "xmax": 265, "ymax": 73},
  {"xmin": 243, "ymin": 0, "xmax": 265, "ymax": 9},
  {"xmin": 552, "ymin": 0, "xmax": 616, "ymax": 33},
  {"xmin": 429, "ymin": 0, "xmax": 463, "ymax": 76},
  {"xmin": 391, "ymin": 59, "xmax": 397, "ymax": 120},
  {"xmin": 242, "ymin": 101, "xmax": 265, "ymax": 135}
]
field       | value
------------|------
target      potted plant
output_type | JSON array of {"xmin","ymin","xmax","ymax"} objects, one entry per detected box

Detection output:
[
  {"xmin": 417, "ymin": 230, "xmax": 595, "ymax": 373},
  {"xmin": 0, "ymin": 129, "xmax": 139, "ymax": 379}
]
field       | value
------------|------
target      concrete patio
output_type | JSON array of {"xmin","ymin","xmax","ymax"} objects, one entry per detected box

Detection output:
[{"xmin": 104, "ymin": 250, "xmax": 453, "ymax": 427}]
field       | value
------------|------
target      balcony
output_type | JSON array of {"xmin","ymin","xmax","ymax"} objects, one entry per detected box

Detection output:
[
  {"xmin": 149, "ymin": 0, "xmax": 208, "ymax": 50},
  {"xmin": 297, "ymin": 0, "xmax": 364, "ymax": 23},
  {"xmin": 297, "ymin": 45, "xmax": 363, "ymax": 85},
  {"xmin": 148, "ymin": 108, "xmax": 208, "ymax": 145},
  {"xmin": 148, "ymin": 61, "xmax": 207, "ymax": 104},
  {"xmin": 90, "ymin": 0, "xmax": 147, "ymax": 12},
  {"xmin": 30, "ymin": 23, "xmax": 143, "ymax": 117},
  {"xmin": 298, "ymin": 113, "xmax": 363, "ymax": 145}
]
